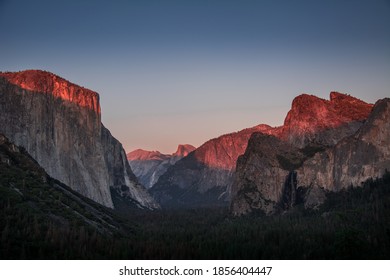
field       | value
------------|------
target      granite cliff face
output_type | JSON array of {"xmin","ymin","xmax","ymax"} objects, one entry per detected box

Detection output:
[
  {"xmin": 297, "ymin": 98, "xmax": 390, "ymax": 193},
  {"xmin": 150, "ymin": 92, "xmax": 374, "ymax": 209},
  {"xmin": 231, "ymin": 95, "xmax": 388, "ymax": 216},
  {"xmin": 150, "ymin": 124, "xmax": 277, "ymax": 208},
  {"xmin": 230, "ymin": 133, "xmax": 305, "ymax": 215},
  {"xmin": 0, "ymin": 70, "xmax": 158, "ymax": 210},
  {"xmin": 127, "ymin": 144, "xmax": 195, "ymax": 189},
  {"xmin": 280, "ymin": 92, "xmax": 373, "ymax": 147},
  {"xmin": 0, "ymin": 133, "xmax": 129, "ymax": 235}
]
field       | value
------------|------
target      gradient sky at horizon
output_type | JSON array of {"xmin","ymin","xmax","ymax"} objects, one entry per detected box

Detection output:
[{"xmin": 1, "ymin": 0, "xmax": 389, "ymax": 154}]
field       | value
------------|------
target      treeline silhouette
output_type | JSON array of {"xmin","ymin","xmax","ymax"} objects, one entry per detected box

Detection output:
[{"xmin": 1, "ymin": 139, "xmax": 389, "ymax": 259}]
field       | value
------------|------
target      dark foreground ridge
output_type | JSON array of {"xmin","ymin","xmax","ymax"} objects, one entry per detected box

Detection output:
[{"xmin": 0, "ymin": 133, "xmax": 132, "ymax": 258}]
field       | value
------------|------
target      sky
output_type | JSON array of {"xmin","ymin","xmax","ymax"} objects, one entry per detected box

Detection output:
[{"xmin": 0, "ymin": 0, "xmax": 389, "ymax": 154}]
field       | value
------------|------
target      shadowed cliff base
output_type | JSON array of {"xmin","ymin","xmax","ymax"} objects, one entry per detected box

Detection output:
[
  {"xmin": 150, "ymin": 159, "xmax": 231, "ymax": 209},
  {"xmin": 151, "ymin": 183, "xmax": 228, "ymax": 209}
]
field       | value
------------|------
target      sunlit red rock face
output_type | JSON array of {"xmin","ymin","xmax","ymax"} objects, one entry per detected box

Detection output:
[
  {"xmin": 0, "ymin": 70, "xmax": 100, "ymax": 113},
  {"xmin": 151, "ymin": 92, "xmax": 374, "ymax": 209},
  {"xmin": 127, "ymin": 145, "xmax": 196, "ymax": 189},
  {"xmin": 192, "ymin": 124, "xmax": 277, "ymax": 170},
  {"xmin": 231, "ymin": 96, "xmax": 387, "ymax": 217},
  {"xmin": 0, "ymin": 70, "xmax": 158, "ymax": 210},
  {"xmin": 281, "ymin": 92, "xmax": 373, "ymax": 147},
  {"xmin": 162, "ymin": 92, "xmax": 372, "ymax": 173},
  {"xmin": 297, "ymin": 98, "xmax": 390, "ymax": 192},
  {"xmin": 150, "ymin": 124, "xmax": 277, "ymax": 208}
]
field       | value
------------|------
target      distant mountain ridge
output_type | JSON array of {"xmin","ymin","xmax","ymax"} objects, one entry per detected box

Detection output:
[
  {"xmin": 127, "ymin": 144, "xmax": 196, "ymax": 189},
  {"xmin": 127, "ymin": 144, "xmax": 196, "ymax": 160},
  {"xmin": 128, "ymin": 149, "xmax": 169, "ymax": 161},
  {"xmin": 173, "ymin": 144, "xmax": 196, "ymax": 157},
  {"xmin": 0, "ymin": 70, "xmax": 158, "ymax": 210}
]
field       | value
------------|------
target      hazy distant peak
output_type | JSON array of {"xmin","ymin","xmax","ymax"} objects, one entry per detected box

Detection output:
[
  {"xmin": 173, "ymin": 144, "xmax": 196, "ymax": 157},
  {"xmin": 127, "ymin": 149, "xmax": 168, "ymax": 161}
]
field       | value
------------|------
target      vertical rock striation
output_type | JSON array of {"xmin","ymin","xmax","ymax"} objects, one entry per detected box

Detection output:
[
  {"xmin": 297, "ymin": 98, "xmax": 390, "ymax": 192},
  {"xmin": 230, "ymin": 133, "xmax": 305, "ymax": 215},
  {"xmin": 0, "ymin": 70, "xmax": 158, "ymax": 209}
]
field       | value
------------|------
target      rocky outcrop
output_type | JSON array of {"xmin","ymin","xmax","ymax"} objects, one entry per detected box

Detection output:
[
  {"xmin": 151, "ymin": 92, "xmax": 374, "ymax": 209},
  {"xmin": 230, "ymin": 133, "xmax": 306, "ymax": 215},
  {"xmin": 150, "ymin": 124, "xmax": 277, "ymax": 208},
  {"xmin": 231, "ymin": 96, "xmax": 388, "ymax": 216},
  {"xmin": 0, "ymin": 70, "xmax": 158, "ymax": 210},
  {"xmin": 173, "ymin": 144, "xmax": 196, "ymax": 158},
  {"xmin": 100, "ymin": 125, "xmax": 158, "ymax": 209},
  {"xmin": 280, "ymin": 92, "xmax": 373, "ymax": 147},
  {"xmin": 297, "ymin": 98, "xmax": 390, "ymax": 192},
  {"xmin": 127, "ymin": 144, "xmax": 195, "ymax": 189}
]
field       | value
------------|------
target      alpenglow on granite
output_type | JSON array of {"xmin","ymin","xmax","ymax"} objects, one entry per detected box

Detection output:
[
  {"xmin": 230, "ymin": 93, "xmax": 389, "ymax": 216},
  {"xmin": 150, "ymin": 92, "xmax": 374, "ymax": 209},
  {"xmin": 0, "ymin": 70, "xmax": 158, "ymax": 210}
]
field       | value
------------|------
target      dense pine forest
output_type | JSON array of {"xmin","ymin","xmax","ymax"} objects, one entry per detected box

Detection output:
[{"xmin": 1, "ymin": 138, "xmax": 390, "ymax": 259}]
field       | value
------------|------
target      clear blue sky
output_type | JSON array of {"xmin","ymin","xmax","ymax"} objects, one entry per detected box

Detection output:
[{"xmin": 1, "ymin": 0, "xmax": 389, "ymax": 153}]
